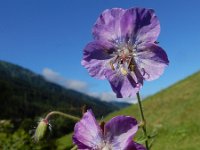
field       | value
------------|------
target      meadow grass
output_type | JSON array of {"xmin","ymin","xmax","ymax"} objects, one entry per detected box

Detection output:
[
  {"xmin": 105, "ymin": 71, "xmax": 200, "ymax": 150},
  {"xmin": 59, "ymin": 71, "xmax": 200, "ymax": 150}
]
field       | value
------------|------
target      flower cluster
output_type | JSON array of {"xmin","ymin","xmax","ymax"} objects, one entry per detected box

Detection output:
[{"xmin": 81, "ymin": 7, "xmax": 169, "ymax": 98}]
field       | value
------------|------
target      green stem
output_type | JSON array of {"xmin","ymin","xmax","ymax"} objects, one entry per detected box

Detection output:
[
  {"xmin": 45, "ymin": 111, "xmax": 80, "ymax": 122},
  {"xmin": 71, "ymin": 145, "xmax": 78, "ymax": 150},
  {"xmin": 136, "ymin": 92, "xmax": 149, "ymax": 150}
]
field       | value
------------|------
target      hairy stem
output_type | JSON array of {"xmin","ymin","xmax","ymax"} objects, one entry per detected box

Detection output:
[
  {"xmin": 44, "ymin": 111, "xmax": 80, "ymax": 122},
  {"xmin": 136, "ymin": 92, "xmax": 149, "ymax": 150}
]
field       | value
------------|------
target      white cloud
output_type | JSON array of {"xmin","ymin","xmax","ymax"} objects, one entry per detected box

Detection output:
[
  {"xmin": 89, "ymin": 92, "xmax": 137, "ymax": 103},
  {"xmin": 42, "ymin": 68, "xmax": 141, "ymax": 103},
  {"xmin": 42, "ymin": 68, "xmax": 88, "ymax": 92}
]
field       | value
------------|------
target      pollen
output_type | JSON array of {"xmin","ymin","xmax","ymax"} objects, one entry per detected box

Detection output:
[{"xmin": 120, "ymin": 67, "xmax": 128, "ymax": 75}]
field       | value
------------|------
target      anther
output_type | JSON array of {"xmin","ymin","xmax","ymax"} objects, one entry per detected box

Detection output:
[
  {"xmin": 120, "ymin": 67, "xmax": 128, "ymax": 75},
  {"xmin": 109, "ymin": 61, "xmax": 115, "ymax": 70},
  {"xmin": 129, "ymin": 64, "xmax": 135, "ymax": 71}
]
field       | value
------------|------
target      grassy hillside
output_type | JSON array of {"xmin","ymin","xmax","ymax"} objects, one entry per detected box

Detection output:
[{"xmin": 105, "ymin": 71, "xmax": 200, "ymax": 150}]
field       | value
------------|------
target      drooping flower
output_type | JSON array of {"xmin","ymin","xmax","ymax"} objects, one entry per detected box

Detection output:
[
  {"xmin": 81, "ymin": 7, "xmax": 169, "ymax": 98},
  {"xmin": 73, "ymin": 110, "xmax": 146, "ymax": 150},
  {"xmin": 33, "ymin": 119, "xmax": 49, "ymax": 142}
]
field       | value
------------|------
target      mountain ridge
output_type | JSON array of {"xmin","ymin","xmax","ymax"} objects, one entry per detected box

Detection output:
[
  {"xmin": 0, "ymin": 60, "xmax": 130, "ymax": 120},
  {"xmin": 0, "ymin": 59, "xmax": 130, "ymax": 142}
]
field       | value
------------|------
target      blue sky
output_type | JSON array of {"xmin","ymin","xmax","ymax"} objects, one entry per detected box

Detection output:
[{"xmin": 0, "ymin": 0, "xmax": 200, "ymax": 102}]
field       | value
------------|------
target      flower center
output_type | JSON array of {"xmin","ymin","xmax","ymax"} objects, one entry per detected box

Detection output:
[
  {"xmin": 119, "ymin": 47, "xmax": 130, "ymax": 61},
  {"xmin": 101, "ymin": 142, "xmax": 112, "ymax": 150},
  {"xmin": 102, "ymin": 146, "xmax": 111, "ymax": 150},
  {"xmin": 110, "ymin": 44, "xmax": 136, "ymax": 75}
]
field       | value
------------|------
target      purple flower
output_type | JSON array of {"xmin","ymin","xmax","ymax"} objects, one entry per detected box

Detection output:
[
  {"xmin": 73, "ymin": 110, "xmax": 146, "ymax": 150},
  {"xmin": 81, "ymin": 7, "xmax": 169, "ymax": 98}
]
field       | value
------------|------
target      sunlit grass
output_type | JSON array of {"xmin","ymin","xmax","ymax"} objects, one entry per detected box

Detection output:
[
  {"xmin": 60, "ymin": 71, "xmax": 200, "ymax": 149},
  {"xmin": 55, "ymin": 133, "xmax": 73, "ymax": 150},
  {"xmin": 105, "ymin": 71, "xmax": 200, "ymax": 150}
]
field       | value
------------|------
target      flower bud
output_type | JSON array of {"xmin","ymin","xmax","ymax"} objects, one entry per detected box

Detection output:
[{"xmin": 34, "ymin": 119, "xmax": 49, "ymax": 142}]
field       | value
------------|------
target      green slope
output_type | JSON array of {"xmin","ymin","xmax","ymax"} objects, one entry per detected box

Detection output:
[{"xmin": 105, "ymin": 71, "xmax": 200, "ymax": 150}]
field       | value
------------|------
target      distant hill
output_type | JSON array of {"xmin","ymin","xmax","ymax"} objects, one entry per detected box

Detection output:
[
  {"xmin": 104, "ymin": 71, "xmax": 200, "ymax": 150},
  {"xmin": 109, "ymin": 101, "xmax": 131, "ymax": 109},
  {"xmin": 0, "ymin": 60, "xmax": 130, "ymax": 118},
  {"xmin": 0, "ymin": 60, "xmax": 130, "ymax": 135}
]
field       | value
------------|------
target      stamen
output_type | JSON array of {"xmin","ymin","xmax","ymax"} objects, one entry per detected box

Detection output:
[
  {"xmin": 129, "ymin": 64, "xmax": 135, "ymax": 71},
  {"xmin": 111, "ymin": 42, "xmax": 137, "ymax": 75},
  {"xmin": 109, "ymin": 61, "xmax": 115, "ymax": 70},
  {"xmin": 120, "ymin": 67, "xmax": 128, "ymax": 75},
  {"xmin": 127, "ymin": 58, "xmax": 132, "ymax": 66}
]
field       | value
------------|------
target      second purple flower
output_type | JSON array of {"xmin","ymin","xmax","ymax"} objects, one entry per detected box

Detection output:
[
  {"xmin": 73, "ymin": 110, "xmax": 146, "ymax": 150},
  {"xmin": 81, "ymin": 7, "xmax": 169, "ymax": 98}
]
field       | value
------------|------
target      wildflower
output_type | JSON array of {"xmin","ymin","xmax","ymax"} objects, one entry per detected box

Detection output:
[
  {"xmin": 73, "ymin": 110, "xmax": 146, "ymax": 150},
  {"xmin": 81, "ymin": 7, "xmax": 169, "ymax": 97}
]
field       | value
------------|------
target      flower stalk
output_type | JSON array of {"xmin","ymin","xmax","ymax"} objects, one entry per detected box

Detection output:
[
  {"xmin": 44, "ymin": 111, "xmax": 80, "ymax": 121},
  {"xmin": 136, "ymin": 92, "xmax": 149, "ymax": 150}
]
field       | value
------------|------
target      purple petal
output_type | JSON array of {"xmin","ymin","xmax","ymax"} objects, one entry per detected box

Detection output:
[
  {"xmin": 105, "ymin": 70, "xmax": 142, "ymax": 98},
  {"xmin": 81, "ymin": 40, "xmax": 116, "ymax": 79},
  {"xmin": 105, "ymin": 116, "xmax": 138, "ymax": 149},
  {"xmin": 125, "ymin": 142, "xmax": 147, "ymax": 150},
  {"xmin": 72, "ymin": 110, "xmax": 103, "ymax": 149},
  {"xmin": 120, "ymin": 8, "xmax": 160, "ymax": 45},
  {"xmin": 92, "ymin": 8, "xmax": 125, "ymax": 42},
  {"xmin": 136, "ymin": 43, "xmax": 169, "ymax": 81}
]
